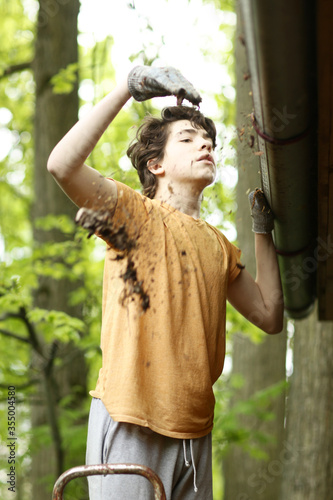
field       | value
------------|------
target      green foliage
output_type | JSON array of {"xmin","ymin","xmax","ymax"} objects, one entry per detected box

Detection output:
[
  {"xmin": 0, "ymin": 1, "xmax": 34, "ymax": 76},
  {"xmin": 34, "ymin": 214, "xmax": 76, "ymax": 234},
  {"xmin": 27, "ymin": 308, "xmax": 85, "ymax": 343},
  {"xmin": 0, "ymin": 275, "xmax": 33, "ymax": 312},
  {"xmin": 213, "ymin": 376, "xmax": 288, "ymax": 461},
  {"xmin": 226, "ymin": 301, "xmax": 267, "ymax": 343},
  {"xmin": 203, "ymin": 0, "xmax": 235, "ymax": 12},
  {"xmin": 50, "ymin": 63, "xmax": 79, "ymax": 94}
]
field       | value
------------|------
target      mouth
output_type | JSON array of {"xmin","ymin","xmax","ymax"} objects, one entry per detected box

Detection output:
[{"xmin": 197, "ymin": 154, "xmax": 215, "ymax": 166}]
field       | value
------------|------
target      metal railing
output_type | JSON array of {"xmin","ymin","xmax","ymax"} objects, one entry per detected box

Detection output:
[{"xmin": 52, "ymin": 463, "xmax": 166, "ymax": 500}]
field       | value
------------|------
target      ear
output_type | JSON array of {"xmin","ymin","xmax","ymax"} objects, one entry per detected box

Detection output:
[{"xmin": 147, "ymin": 159, "xmax": 165, "ymax": 177}]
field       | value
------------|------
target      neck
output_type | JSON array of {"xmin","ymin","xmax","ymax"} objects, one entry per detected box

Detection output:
[{"xmin": 153, "ymin": 183, "xmax": 203, "ymax": 218}]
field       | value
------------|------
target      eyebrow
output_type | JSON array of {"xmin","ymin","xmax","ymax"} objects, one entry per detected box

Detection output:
[{"xmin": 175, "ymin": 128, "xmax": 211, "ymax": 140}]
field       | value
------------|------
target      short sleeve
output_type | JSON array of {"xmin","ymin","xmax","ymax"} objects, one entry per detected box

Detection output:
[
  {"xmin": 227, "ymin": 242, "xmax": 243, "ymax": 284},
  {"xmin": 209, "ymin": 225, "xmax": 243, "ymax": 284}
]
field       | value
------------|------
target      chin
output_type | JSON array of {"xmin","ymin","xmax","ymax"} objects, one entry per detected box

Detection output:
[
  {"xmin": 203, "ymin": 174, "xmax": 216, "ymax": 187},
  {"xmin": 195, "ymin": 172, "xmax": 216, "ymax": 192}
]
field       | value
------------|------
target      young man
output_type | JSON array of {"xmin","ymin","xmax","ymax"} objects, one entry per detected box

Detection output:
[{"xmin": 47, "ymin": 66, "xmax": 284, "ymax": 500}]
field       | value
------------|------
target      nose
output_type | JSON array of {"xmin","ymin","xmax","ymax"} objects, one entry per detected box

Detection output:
[{"xmin": 199, "ymin": 138, "xmax": 212, "ymax": 152}]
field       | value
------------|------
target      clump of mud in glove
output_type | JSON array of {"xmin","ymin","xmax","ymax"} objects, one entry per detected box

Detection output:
[{"xmin": 75, "ymin": 207, "xmax": 149, "ymax": 311}]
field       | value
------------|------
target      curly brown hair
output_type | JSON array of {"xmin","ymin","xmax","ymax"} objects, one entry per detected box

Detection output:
[{"xmin": 127, "ymin": 106, "xmax": 216, "ymax": 199}]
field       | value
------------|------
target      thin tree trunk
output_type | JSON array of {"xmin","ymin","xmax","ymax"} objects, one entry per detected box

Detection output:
[
  {"xmin": 280, "ymin": 306, "xmax": 333, "ymax": 500},
  {"xmin": 31, "ymin": 1, "xmax": 87, "ymax": 498},
  {"xmin": 223, "ymin": 4, "xmax": 287, "ymax": 499}
]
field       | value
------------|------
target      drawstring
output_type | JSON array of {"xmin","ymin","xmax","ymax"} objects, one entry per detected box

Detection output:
[
  {"xmin": 183, "ymin": 439, "xmax": 198, "ymax": 493},
  {"xmin": 190, "ymin": 440, "xmax": 198, "ymax": 493},
  {"xmin": 183, "ymin": 440, "xmax": 190, "ymax": 467}
]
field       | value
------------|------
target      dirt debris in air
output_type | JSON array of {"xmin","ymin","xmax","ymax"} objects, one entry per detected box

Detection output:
[
  {"xmin": 75, "ymin": 207, "xmax": 150, "ymax": 311},
  {"xmin": 176, "ymin": 89, "xmax": 186, "ymax": 106}
]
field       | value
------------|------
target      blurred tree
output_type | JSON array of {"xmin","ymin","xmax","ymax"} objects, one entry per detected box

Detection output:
[
  {"xmin": 280, "ymin": 310, "xmax": 333, "ymax": 500},
  {"xmin": 30, "ymin": 0, "xmax": 88, "ymax": 498}
]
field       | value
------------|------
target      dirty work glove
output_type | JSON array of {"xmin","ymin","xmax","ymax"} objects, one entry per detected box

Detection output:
[
  {"xmin": 248, "ymin": 188, "xmax": 275, "ymax": 233},
  {"xmin": 128, "ymin": 66, "xmax": 202, "ymax": 106}
]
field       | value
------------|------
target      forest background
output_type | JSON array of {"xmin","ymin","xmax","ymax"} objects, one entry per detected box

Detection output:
[{"xmin": 0, "ymin": 0, "xmax": 332, "ymax": 499}]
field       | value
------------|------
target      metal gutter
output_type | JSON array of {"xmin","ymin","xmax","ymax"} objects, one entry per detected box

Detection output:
[{"xmin": 239, "ymin": 0, "xmax": 317, "ymax": 318}]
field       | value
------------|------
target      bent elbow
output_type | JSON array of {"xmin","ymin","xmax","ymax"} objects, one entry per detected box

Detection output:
[
  {"xmin": 47, "ymin": 154, "xmax": 68, "ymax": 183},
  {"xmin": 47, "ymin": 153, "xmax": 57, "ymax": 176},
  {"xmin": 265, "ymin": 323, "xmax": 283, "ymax": 335},
  {"xmin": 47, "ymin": 153, "xmax": 60, "ymax": 177},
  {"xmin": 264, "ymin": 311, "xmax": 284, "ymax": 335}
]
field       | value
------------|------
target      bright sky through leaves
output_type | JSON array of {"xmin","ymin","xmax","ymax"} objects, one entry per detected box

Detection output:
[{"xmin": 78, "ymin": 0, "xmax": 236, "ymax": 116}]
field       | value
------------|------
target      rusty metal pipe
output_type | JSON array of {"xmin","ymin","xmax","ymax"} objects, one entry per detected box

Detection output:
[
  {"xmin": 52, "ymin": 463, "xmax": 166, "ymax": 500},
  {"xmin": 240, "ymin": 0, "xmax": 317, "ymax": 318}
]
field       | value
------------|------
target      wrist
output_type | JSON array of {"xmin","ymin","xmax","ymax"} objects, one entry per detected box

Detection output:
[
  {"xmin": 255, "ymin": 232, "xmax": 276, "ymax": 254},
  {"xmin": 255, "ymin": 232, "xmax": 273, "ymax": 242},
  {"xmin": 114, "ymin": 79, "xmax": 131, "ymax": 102}
]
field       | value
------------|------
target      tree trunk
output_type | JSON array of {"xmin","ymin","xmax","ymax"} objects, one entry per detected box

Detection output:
[
  {"xmin": 222, "ymin": 4, "xmax": 287, "ymax": 499},
  {"xmin": 31, "ymin": 1, "xmax": 87, "ymax": 498},
  {"xmin": 280, "ymin": 306, "xmax": 333, "ymax": 500}
]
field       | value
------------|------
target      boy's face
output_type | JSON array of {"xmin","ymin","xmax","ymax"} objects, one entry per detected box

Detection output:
[{"xmin": 157, "ymin": 120, "xmax": 216, "ymax": 191}]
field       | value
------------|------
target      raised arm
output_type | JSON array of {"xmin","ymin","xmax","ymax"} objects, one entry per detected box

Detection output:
[
  {"xmin": 47, "ymin": 66, "xmax": 201, "ymax": 209},
  {"xmin": 227, "ymin": 189, "xmax": 284, "ymax": 334},
  {"xmin": 47, "ymin": 78, "xmax": 130, "ymax": 209}
]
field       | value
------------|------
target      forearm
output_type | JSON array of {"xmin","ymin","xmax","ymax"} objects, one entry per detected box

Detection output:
[
  {"xmin": 47, "ymin": 78, "xmax": 131, "ymax": 179},
  {"xmin": 254, "ymin": 233, "xmax": 284, "ymax": 331}
]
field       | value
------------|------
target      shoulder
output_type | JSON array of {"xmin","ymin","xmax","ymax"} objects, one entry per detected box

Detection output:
[
  {"xmin": 102, "ymin": 180, "xmax": 151, "ymax": 242},
  {"xmin": 205, "ymin": 223, "xmax": 241, "ymax": 254}
]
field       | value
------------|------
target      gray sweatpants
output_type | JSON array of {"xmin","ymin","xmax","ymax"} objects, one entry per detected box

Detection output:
[{"xmin": 86, "ymin": 398, "xmax": 213, "ymax": 500}]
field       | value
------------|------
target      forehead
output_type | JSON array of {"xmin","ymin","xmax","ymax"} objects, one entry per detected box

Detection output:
[{"xmin": 168, "ymin": 120, "xmax": 208, "ymax": 138}]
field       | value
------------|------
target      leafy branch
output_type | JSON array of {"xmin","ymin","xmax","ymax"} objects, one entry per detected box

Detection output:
[
  {"xmin": 0, "ymin": 304, "xmax": 64, "ymax": 474},
  {"xmin": 0, "ymin": 60, "xmax": 33, "ymax": 80},
  {"xmin": 0, "ymin": 326, "xmax": 30, "ymax": 344},
  {"xmin": 0, "ymin": 307, "xmax": 45, "ymax": 358}
]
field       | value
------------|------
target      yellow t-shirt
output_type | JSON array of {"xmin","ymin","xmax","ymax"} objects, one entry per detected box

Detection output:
[{"xmin": 90, "ymin": 180, "xmax": 242, "ymax": 439}]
